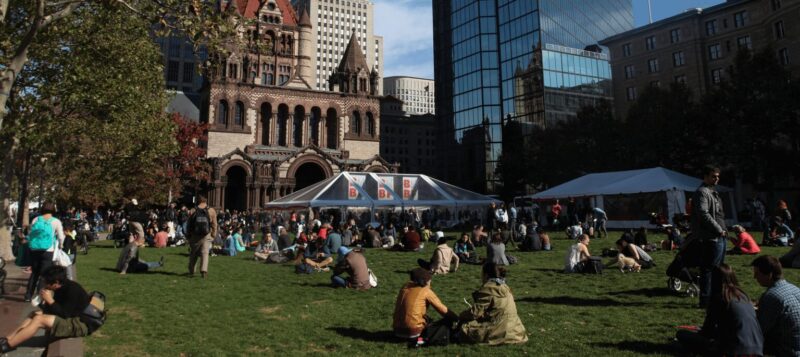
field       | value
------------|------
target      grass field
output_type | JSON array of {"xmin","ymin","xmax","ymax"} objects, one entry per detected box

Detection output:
[{"xmin": 76, "ymin": 231, "xmax": 800, "ymax": 356}]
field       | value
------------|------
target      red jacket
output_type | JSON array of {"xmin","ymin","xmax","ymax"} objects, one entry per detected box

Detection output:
[{"xmin": 734, "ymin": 232, "xmax": 760, "ymax": 254}]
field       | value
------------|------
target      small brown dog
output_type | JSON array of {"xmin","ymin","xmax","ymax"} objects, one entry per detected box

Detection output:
[{"xmin": 616, "ymin": 254, "xmax": 641, "ymax": 273}]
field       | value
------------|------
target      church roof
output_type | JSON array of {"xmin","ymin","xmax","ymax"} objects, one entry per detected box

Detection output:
[
  {"xmin": 336, "ymin": 31, "xmax": 369, "ymax": 74},
  {"xmin": 298, "ymin": 9, "xmax": 312, "ymax": 27},
  {"xmin": 226, "ymin": 0, "xmax": 297, "ymax": 25}
]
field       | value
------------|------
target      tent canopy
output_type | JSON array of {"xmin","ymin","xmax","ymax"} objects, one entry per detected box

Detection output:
[
  {"xmin": 528, "ymin": 167, "xmax": 730, "ymax": 200},
  {"xmin": 266, "ymin": 172, "xmax": 501, "ymax": 209}
]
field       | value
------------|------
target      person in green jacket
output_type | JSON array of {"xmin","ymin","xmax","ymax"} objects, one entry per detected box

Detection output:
[{"xmin": 458, "ymin": 262, "xmax": 528, "ymax": 345}]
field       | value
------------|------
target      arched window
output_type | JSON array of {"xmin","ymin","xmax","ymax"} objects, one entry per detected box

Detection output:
[
  {"xmin": 266, "ymin": 73, "xmax": 274, "ymax": 85},
  {"xmin": 261, "ymin": 103, "xmax": 272, "ymax": 145},
  {"xmin": 293, "ymin": 106, "xmax": 305, "ymax": 147},
  {"xmin": 326, "ymin": 108, "xmax": 338, "ymax": 149},
  {"xmin": 277, "ymin": 104, "xmax": 289, "ymax": 146},
  {"xmin": 366, "ymin": 112, "xmax": 375, "ymax": 136},
  {"xmin": 351, "ymin": 111, "xmax": 361, "ymax": 135},
  {"xmin": 310, "ymin": 107, "xmax": 321, "ymax": 146},
  {"xmin": 217, "ymin": 100, "xmax": 229, "ymax": 125},
  {"xmin": 234, "ymin": 101, "xmax": 244, "ymax": 127}
]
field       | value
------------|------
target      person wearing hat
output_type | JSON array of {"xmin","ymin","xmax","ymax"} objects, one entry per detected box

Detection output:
[
  {"xmin": 392, "ymin": 268, "xmax": 458, "ymax": 340},
  {"xmin": 331, "ymin": 246, "xmax": 371, "ymax": 290},
  {"xmin": 418, "ymin": 234, "xmax": 459, "ymax": 275}
]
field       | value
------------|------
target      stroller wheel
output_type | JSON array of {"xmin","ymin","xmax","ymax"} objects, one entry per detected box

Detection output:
[
  {"xmin": 668, "ymin": 277, "xmax": 682, "ymax": 292},
  {"xmin": 686, "ymin": 284, "xmax": 699, "ymax": 297}
]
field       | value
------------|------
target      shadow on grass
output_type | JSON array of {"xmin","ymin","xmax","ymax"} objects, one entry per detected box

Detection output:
[
  {"xmin": 327, "ymin": 327, "xmax": 401, "ymax": 343},
  {"xmin": 590, "ymin": 340, "xmax": 679, "ymax": 355},
  {"xmin": 517, "ymin": 296, "xmax": 630, "ymax": 307},
  {"xmin": 608, "ymin": 287, "xmax": 676, "ymax": 298},
  {"xmin": 98, "ymin": 268, "xmax": 181, "ymax": 276},
  {"xmin": 530, "ymin": 268, "xmax": 564, "ymax": 273}
]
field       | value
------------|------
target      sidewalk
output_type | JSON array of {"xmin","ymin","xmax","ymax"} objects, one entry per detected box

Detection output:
[{"xmin": 0, "ymin": 264, "xmax": 47, "ymax": 357}]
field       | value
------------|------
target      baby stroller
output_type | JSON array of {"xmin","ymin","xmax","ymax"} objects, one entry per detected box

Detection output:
[{"xmin": 666, "ymin": 234, "xmax": 702, "ymax": 297}]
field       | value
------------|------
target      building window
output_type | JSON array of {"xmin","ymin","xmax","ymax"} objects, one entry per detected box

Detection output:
[
  {"xmin": 775, "ymin": 21, "xmax": 785, "ymax": 39},
  {"xmin": 711, "ymin": 68, "xmax": 723, "ymax": 84},
  {"xmin": 771, "ymin": 0, "xmax": 782, "ymax": 10},
  {"xmin": 650, "ymin": 80, "xmax": 660, "ymax": 88},
  {"xmin": 234, "ymin": 101, "xmax": 244, "ymax": 127},
  {"xmin": 622, "ymin": 43, "xmax": 631, "ymax": 57},
  {"xmin": 734, "ymin": 11, "xmax": 748, "ymax": 28},
  {"xmin": 626, "ymin": 87, "xmax": 637, "ymax": 101},
  {"xmin": 708, "ymin": 44, "xmax": 722, "ymax": 60},
  {"xmin": 705, "ymin": 20, "xmax": 718, "ymax": 36},
  {"xmin": 670, "ymin": 28, "xmax": 681, "ymax": 43},
  {"xmin": 779, "ymin": 48, "xmax": 790, "ymax": 65},
  {"xmin": 182, "ymin": 62, "xmax": 194, "ymax": 83},
  {"xmin": 674, "ymin": 75, "xmax": 687, "ymax": 84},
  {"xmin": 647, "ymin": 58, "xmax": 660, "ymax": 73},
  {"xmin": 217, "ymin": 100, "xmax": 228, "ymax": 125},
  {"xmin": 737, "ymin": 36, "xmax": 752, "ymax": 50},
  {"xmin": 672, "ymin": 51, "xmax": 685, "ymax": 67},
  {"xmin": 624, "ymin": 65, "xmax": 635, "ymax": 79},
  {"xmin": 645, "ymin": 36, "xmax": 656, "ymax": 50},
  {"xmin": 167, "ymin": 61, "xmax": 180, "ymax": 82}
]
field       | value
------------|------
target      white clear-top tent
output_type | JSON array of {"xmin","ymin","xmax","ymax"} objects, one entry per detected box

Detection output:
[{"xmin": 266, "ymin": 172, "xmax": 501, "ymax": 210}]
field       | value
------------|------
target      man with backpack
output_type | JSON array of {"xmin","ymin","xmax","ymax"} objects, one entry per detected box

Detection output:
[
  {"xmin": 24, "ymin": 202, "xmax": 65, "ymax": 302},
  {"xmin": 186, "ymin": 196, "xmax": 217, "ymax": 278}
]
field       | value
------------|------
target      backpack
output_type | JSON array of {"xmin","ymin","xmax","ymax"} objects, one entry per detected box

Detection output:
[
  {"xmin": 190, "ymin": 208, "xmax": 211, "ymax": 237},
  {"xmin": 80, "ymin": 291, "xmax": 107, "ymax": 334},
  {"xmin": 28, "ymin": 217, "xmax": 56, "ymax": 251},
  {"xmin": 582, "ymin": 257, "xmax": 604, "ymax": 274}
]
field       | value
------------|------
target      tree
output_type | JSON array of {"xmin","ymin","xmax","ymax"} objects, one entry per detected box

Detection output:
[{"xmin": 163, "ymin": 113, "xmax": 211, "ymax": 201}]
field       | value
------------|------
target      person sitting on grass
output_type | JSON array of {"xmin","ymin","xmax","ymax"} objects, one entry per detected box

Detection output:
[
  {"xmin": 539, "ymin": 228, "xmax": 552, "ymax": 251},
  {"xmin": 331, "ymin": 247, "xmax": 371, "ymax": 290},
  {"xmin": 253, "ymin": 232, "xmax": 279, "ymax": 262},
  {"xmin": 486, "ymin": 233, "xmax": 509, "ymax": 266},
  {"xmin": 617, "ymin": 237, "xmax": 655, "ymax": 268},
  {"xmin": 1, "ymin": 266, "xmax": 91, "ymax": 354},
  {"xmin": 676, "ymin": 263, "xmax": 763, "ymax": 356},
  {"xmin": 457, "ymin": 263, "xmax": 528, "ymax": 345},
  {"xmin": 392, "ymin": 268, "xmax": 458, "ymax": 341},
  {"xmin": 634, "ymin": 227, "xmax": 649, "ymax": 247},
  {"xmin": 472, "ymin": 225, "xmax": 488, "ymax": 247},
  {"xmin": 303, "ymin": 235, "xmax": 333, "ymax": 271},
  {"xmin": 520, "ymin": 226, "xmax": 542, "ymax": 252},
  {"xmin": 418, "ymin": 236, "xmax": 459, "ymax": 275},
  {"xmin": 277, "ymin": 227, "xmax": 292, "ymax": 251},
  {"xmin": 564, "ymin": 234, "xmax": 591, "ymax": 273},
  {"xmin": 400, "ymin": 225, "xmax": 422, "ymax": 252},
  {"xmin": 326, "ymin": 226, "xmax": 343, "ymax": 256},
  {"xmin": 224, "ymin": 226, "xmax": 246, "ymax": 256},
  {"xmin": 116, "ymin": 233, "xmax": 164, "ymax": 274},
  {"xmin": 765, "ymin": 216, "xmax": 794, "ymax": 247},
  {"xmin": 154, "ymin": 224, "xmax": 169, "ymax": 248},
  {"xmin": 752, "ymin": 255, "xmax": 800, "ymax": 356},
  {"xmin": 455, "ymin": 233, "xmax": 479, "ymax": 264},
  {"xmin": 565, "ymin": 224, "xmax": 582, "ymax": 240},
  {"xmin": 727, "ymin": 225, "xmax": 760, "ymax": 255}
]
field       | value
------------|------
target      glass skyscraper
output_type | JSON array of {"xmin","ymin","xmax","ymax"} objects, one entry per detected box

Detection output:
[{"xmin": 433, "ymin": 0, "xmax": 633, "ymax": 194}]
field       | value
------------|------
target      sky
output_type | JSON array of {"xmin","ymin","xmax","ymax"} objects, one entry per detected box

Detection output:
[{"xmin": 374, "ymin": 0, "xmax": 725, "ymax": 79}]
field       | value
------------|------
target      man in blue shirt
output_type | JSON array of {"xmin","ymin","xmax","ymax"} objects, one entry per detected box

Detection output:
[
  {"xmin": 593, "ymin": 207, "xmax": 608, "ymax": 239},
  {"xmin": 752, "ymin": 255, "xmax": 800, "ymax": 356}
]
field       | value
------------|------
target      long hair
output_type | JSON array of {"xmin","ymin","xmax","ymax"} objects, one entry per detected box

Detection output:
[{"xmin": 718, "ymin": 264, "xmax": 747, "ymax": 305}]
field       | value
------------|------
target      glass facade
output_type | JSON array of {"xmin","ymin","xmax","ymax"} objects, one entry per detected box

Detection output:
[{"xmin": 434, "ymin": 0, "xmax": 632, "ymax": 194}]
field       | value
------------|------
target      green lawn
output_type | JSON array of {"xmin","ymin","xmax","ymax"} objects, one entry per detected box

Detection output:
[{"xmin": 76, "ymin": 231, "xmax": 800, "ymax": 356}]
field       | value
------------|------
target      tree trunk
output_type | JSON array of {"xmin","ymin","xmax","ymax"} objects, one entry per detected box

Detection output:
[{"xmin": 0, "ymin": 141, "xmax": 16, "ymax": 261}]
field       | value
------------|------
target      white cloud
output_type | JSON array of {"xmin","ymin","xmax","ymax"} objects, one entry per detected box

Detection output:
[{"xmin": 373, "ymin": 0, "xmax": 434, "ymax": 78}]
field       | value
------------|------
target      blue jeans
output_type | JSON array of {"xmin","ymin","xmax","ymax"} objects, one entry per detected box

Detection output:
[
  {"xmin": 331, "ymin": 275, "xmax": 347, "ymax": 288},
  {"xmin": 699, "ymin": 237, "xmax": 726, "ymax": 305}
]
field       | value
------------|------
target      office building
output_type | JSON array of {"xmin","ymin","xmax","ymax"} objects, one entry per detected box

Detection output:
[
  {"xmin": 600, "ymin": 0, "xmax": 800, "ymax": 118},
  {"xmin": 383, "ymin": 76, "xmax": 436, "ymax": 115},
  {"xmin": 433, "ymin": 0, "xmax": 634, "ymax": 193},
  {"xmin": 292, "ymin": 0, "xmax": 384, "ymax": 93},
  {"xmin": 380, "ymin": 95, "xmax": 438, "ymax": 176}
]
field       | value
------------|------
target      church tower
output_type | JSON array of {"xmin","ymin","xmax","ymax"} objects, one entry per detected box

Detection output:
[
  {"xmin": 329, "ymin": 31, "xmax": 378, "ymax": 95},
  {"xmin": 296, "ymin": 9, "xmax": 314, "ymax": 85}
]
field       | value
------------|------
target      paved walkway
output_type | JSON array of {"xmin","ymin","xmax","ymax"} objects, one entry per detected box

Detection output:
[{"xmin": 0, "ymin": 264, "xmax": 47, "ymax": 357}]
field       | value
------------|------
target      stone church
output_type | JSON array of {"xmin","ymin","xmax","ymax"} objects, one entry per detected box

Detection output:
[{"xmin": 201, "ymin": 0, "xmax": 395, "ymax": 212}]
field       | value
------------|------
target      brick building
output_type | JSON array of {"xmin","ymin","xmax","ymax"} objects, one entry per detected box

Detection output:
[
  {"xmin": 600, "ymin": 0, "xmax": 800, "ymax": 118},
  {"xmin": 202, "ymin": 0, "xmax": 393, "ymax": 212}
]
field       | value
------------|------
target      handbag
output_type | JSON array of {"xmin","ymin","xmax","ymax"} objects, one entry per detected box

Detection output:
[
  {"xmin": 52, "ymin": 241, "xmax": 73, "ymax": 267},
  {"xmin": 368, "ymin": 269, "xmax": 378, "ymax": 287}
]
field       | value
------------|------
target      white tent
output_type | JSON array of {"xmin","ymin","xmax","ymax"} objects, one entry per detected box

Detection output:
[
  {"xmin": 267, "ymin": 172, "xmax": 501, "ymax": 209},
  {"xmin": 521, "ymin": 167, "xmax": 737, "ymax": 229}
]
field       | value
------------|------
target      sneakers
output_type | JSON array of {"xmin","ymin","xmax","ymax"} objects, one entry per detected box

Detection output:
[{"xmin": 321, "ymin": 267, "xmax": 331, "ymax": 272}]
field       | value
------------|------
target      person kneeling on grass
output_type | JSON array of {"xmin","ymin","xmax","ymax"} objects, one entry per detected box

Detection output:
[
  {"xmin": 303, "ymin": 236, "xmax": 333, "ymax": 271},
  {"xmin": 457, "ymin": 263, "xmax": 528, "ymax": 345},
  {"xmin": 1, "ymin": 266, "xmax": 91, "ymax": 353},
  {"xmin": 116, "ymin": 234, "xmax": 164, "ymax": 274},
  {"xmin": 331, "ymin": 247, "xmax": 371, "ymax": 290},
  {"xmin": 676, "ymin": 263, "xmax": 763, "ymax": 356},
  {"xmin": 727, "ymin": 225, "xmax": 760, "ymax": 255},
  {"xmin": 392, "ymin": 268, "xmax": 458, "ymax": 343}
]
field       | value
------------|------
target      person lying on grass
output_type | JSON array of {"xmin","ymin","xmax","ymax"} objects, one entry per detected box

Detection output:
[
  {"xmin": 392, "ymin": 268, "xmax": 458, "ymax": 340},
  {"xmin": 457, "ymin": 263, "xmax": 528, "ymax": 345},
  {"xmin": 331, "ymin": 247, "xmax": 371, "ymax": 290},
  {"xmin": 116, "ymin": 234, "xmax": 164, "ymax": 274},
  {"xmin": 1, "ymin": 266, "xmax": 91, "ymax": 354}
]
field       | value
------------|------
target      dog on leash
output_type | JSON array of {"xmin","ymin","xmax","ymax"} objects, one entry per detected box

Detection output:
[{"xmin": 615, "ymin": 254, "xmax": 641, "ymax": 273}]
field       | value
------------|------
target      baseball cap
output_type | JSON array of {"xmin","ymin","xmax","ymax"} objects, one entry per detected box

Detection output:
[{"xmin": 338, "ymin": 246, "xmax": 352, "ymax": 256}]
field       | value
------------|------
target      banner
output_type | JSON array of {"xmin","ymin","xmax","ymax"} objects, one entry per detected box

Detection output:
[
  {"xmin": 377, "ymin": 177, "xmax": 394, "ymax": 200},
  {"xmin": 348, "ymin": 182, "xmax": 358, "ymax": 200},
  {"xmin": 402, "ymin": 177, "xmax": 418, "ymax": 200}
]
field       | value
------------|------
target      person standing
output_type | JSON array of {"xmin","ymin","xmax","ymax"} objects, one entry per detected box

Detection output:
[
  {"xmin": 551, "ymin": 200, "xmax": 562, "ymax": 229},
  {"xmin": 593, "ymin": 207, "xmax": 608, "ymax": 238},
  {"xmin": 187, "ymin": 196, "xmax": 217, "ymax": 278},
  {"xmin": 691, "ymin": 165, "xmax": 727, "ymax": 308},
  {"xmin": 23, "ymin": 202, "xmax": 65, "ymax": 302}
]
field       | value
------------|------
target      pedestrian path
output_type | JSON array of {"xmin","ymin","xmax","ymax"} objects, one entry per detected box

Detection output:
[{"xmin": 0, "ymin": 264, "xmax": 47, "ymax": 357}]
